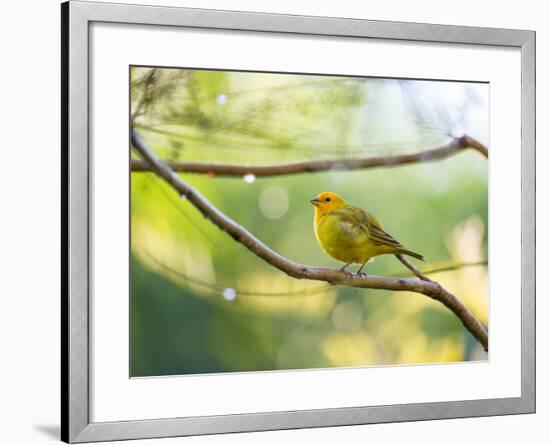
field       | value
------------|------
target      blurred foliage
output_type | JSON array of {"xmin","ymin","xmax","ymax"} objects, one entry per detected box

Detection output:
[{"xmin": 130, "ymin": 67, "xmax": 489, "ymax": 377}]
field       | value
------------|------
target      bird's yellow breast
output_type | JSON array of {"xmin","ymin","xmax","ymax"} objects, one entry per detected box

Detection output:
[{"xmin": 314, "ymin": 211, "xmax": 385, "ymax": 264}]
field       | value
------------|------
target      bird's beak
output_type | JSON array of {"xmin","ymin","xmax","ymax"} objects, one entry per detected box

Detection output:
[{"xmin": 310, "ymin": 197, "xmax": 321, "ymax": 206}]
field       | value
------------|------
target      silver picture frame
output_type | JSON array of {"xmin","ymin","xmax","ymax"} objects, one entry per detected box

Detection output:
[{"xmin": 61, "ymin": 1, "xmax": 535, "ymax": 442}]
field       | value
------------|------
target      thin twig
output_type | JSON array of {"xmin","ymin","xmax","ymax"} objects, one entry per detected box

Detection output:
[
  {"xmin": 418, "ymin": 260, "xmax": 488, "ymax": 276},
  {"xmin": 395, "ymin": 254, "xmax": 433, "ymax": 282},
  {"xmin": 130, "ymin": 134, "xmax": 488, "ymax": 177},
  {"xmin": 143, "ymin": 250, "xmax": 332, "ymax": 297},
  {"xmin": 143, "ymin": 174, "xmax": 222, "ymax": 251},
  {"xmin": 388, "ymin": 260, "xmax": 487, "ymax": 277},
  {"xmin": 131, "ymin": 130, "xmax": 489, "ymax": 351}
]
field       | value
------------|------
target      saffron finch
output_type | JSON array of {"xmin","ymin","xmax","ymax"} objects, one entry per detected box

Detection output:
[{"xmin": 310, "ymin": 191, "xmax": 424, "ymax": 274}]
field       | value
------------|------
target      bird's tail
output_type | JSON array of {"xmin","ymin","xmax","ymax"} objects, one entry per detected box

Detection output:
[{"xmin": 397, "ymin": 248, "xmax": 425, "ymax": 261}]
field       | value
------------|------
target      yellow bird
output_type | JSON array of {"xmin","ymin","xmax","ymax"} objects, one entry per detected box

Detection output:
[{"xmin": 310, "ymin": 191, "xmax": 424, "ymax": 274}]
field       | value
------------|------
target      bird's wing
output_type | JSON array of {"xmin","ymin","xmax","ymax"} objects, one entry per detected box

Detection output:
[
  {"xmin": 363, "ymin": 211, "xmax": 403, "ymax": 248},
  {"xmin": 328, "ymin": 207, "xmax": 370, "ymax": 241},
  {"xmin": 326, "ymin": 207, "xmax": 403, "ymax": 248}
]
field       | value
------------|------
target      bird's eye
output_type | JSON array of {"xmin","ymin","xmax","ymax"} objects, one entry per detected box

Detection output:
[{"xmin": 325, "ymin": 197, "xmax": 331, "ymax": 202}]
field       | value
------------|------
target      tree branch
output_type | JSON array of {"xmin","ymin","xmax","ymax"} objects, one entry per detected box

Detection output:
[
  {"xmin": 130, "ymin": 134, "xmax": 488, "ymax": 177},
  {"xmin": 461, "ymin": 134, "xmax": 489, "ymax": 158},
  {"xmin": 131, "ymin": 130, "xmax": 488, "ymax": 352},
  {"xmin": 146, "ymin": 248, "xmax": 486, "ymax": 298}
]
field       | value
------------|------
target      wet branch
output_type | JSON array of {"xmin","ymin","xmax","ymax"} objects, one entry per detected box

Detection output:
[{"xmin": 131, "ymin": 130, "xmax": 489, "ymax": 351}]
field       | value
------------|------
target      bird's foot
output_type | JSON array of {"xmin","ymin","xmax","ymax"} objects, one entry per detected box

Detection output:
[
  {"xmin": 355, "ymin": 272, "xmax": 367, "ymax": 279},
  {"xmin": 337, "ymin": 264, "xmax": 354, "ymax": 280},
  {"xmin": 339, "ymin": 263, "xmax": 351, "ymax": 272},
  {"xmin": 336, "ymin": 270, "xmax": 354, "ymax": 280}
]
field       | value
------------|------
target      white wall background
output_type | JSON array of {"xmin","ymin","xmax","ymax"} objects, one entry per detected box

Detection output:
[{"xmin": 0, "ymin": 1, "xmax": 546, "ymax": 444}]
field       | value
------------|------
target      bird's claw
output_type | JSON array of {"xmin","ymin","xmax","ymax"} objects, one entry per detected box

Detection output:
[
  {"xmin": 335, "ymin": 268, "xmax": 353, "ymax": 281},
  {"xmin": 355, "ymin": 272, "xmax": 367, "ymax": 278}
]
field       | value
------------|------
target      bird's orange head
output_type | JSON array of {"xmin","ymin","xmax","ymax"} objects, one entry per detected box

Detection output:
[{"xmin": 310, "ymin": 192, "xmax": 348, "ymax": 214}]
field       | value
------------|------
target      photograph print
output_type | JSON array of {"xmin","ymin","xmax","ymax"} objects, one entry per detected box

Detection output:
[{"xmin": 130, "ymin": 66, "xmax": 489, "ymax": 377}]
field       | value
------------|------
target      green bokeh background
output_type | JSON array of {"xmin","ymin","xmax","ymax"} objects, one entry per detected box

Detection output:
[{"xmin": 130, "ymin": 67, "xmax": 488, "ymax": 377}]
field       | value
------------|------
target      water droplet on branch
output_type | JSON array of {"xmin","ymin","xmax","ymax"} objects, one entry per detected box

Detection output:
[
  {"xmin": 243, "ymin": 173, "xmax": 256, "ymax": 184},
  {"xmin": 223, "ymin": 288, "xmax": 237, "ymax": 301}
]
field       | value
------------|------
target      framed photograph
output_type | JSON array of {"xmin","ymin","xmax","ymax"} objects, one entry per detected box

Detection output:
[{"xmin": 62, "ymin": 1, "xmax": 535, "ymax": 442}]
